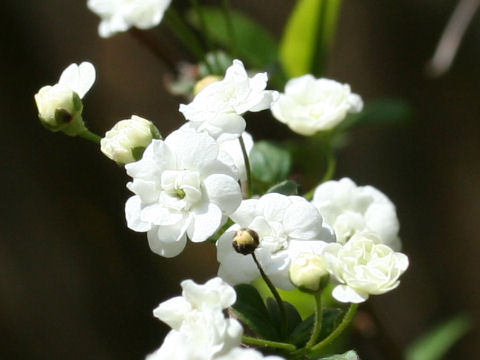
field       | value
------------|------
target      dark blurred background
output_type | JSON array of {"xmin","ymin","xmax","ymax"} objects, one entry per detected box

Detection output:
[{"xmin": 0, "ymin": 0, "xmax": 479, "ymax": 359}]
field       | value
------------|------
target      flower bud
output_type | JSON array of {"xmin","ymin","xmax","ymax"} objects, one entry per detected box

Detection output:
[
  {"xmin": 193, "ymin": 75, "xmax": 222, "ymax": 96},
  {"xmin": 34, "ymin": 84, "xmax": 86, "ymax": 136},
  {"xmin": 232, "ymin": 229, "xmax": 259, "ymax": 255},
  {"xmin": 100, "ymin": 115, "xmax": 161, "ymax": 164},
  {"xmin": 289, "ymin": 254, "xmax": 329, "ymax": 293}
]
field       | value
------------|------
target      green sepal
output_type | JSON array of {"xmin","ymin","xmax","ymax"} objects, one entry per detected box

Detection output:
[
  {"xmin": 131, "ymin": 146, "xmax": 147, "ymax": 161},
  {"xmin": 150, "ymin": 123, "xmax": 162, "ymax": 140}
]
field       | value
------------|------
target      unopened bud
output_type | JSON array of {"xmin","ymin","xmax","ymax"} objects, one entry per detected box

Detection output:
[
  {"xmin": 193, "ymin": 75, "xmax": 222, "ymax": 95},
  {"xmin": 34, "ymin": 84, "xmax": 86, "ymax": 136},
  {"xmin": 289, "ymin": 254, "xmax": 329, "ymax": 293},
  {"xmin": 232, "ymin": 229, "xmax": 259, "ymax": 255},
  {"xmin": 100, "ymin": 115, "xmax": 161, "ymax": 164}
]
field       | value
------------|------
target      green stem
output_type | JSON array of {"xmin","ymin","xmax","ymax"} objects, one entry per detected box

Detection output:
[
  {"xmin": 221, "ymin": 0, "xmax": 237, "ymax": 58},
  {"xmin": 78, "ymin": 130, "xmax": 101, "ymax": 143},
  {"xmin": 320, "ymin": 142, "xmax": 336, "ymax": 183},
  {"xmin": 242, "ymin": 336, "xmax": 296, "ymax": 351},
  {"xmin": 164, "ymin": 8, "xmax": 207, "ymax": 63},
  {"xmin": 310, "ymin": 303, "xmax": 358, "ymax": 353},
  {"xmin": 239, "ymin": 135, "xmax": 252, "ymax": 198},
  {"xmin": 251, "ymin": 252, "xmax": 288, "ymax": 339},
  {"xmin": 306, "ymin": 292, "xmax": 323, "ymax": 349}
]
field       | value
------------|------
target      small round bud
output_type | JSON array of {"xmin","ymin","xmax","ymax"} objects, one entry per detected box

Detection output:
[
  {"xmin": 34, "ymin": 84, "xmax": 86, "ymax": 136},
  {"xmin": 289, "ymin": 254, "xmax": 330, "ymax": 293},
  {"xmin": 193, "ymin": 75, "xmax": 222, "ymax": 95},
  {"xmin": 232, "ymin": 229, "xmax": 259, "ymax": 255},
  {"xmin": 100, "ymin": 115, "xmax": 161, "ymax": 164}
]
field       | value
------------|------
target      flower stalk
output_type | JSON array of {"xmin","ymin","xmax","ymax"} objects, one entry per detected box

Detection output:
[
  {"xmin": 251, "ymin": 252, "xmax": 288, "ymax": 339},
  {"xmin": 239, "ymin": 135, "xmax": 252, "ymax": 198}
]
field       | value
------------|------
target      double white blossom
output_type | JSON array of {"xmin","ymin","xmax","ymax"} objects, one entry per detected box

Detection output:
[
  {"xmin": 217, "ymin": 193, "xmax": 335, "ymax": 290},
  {"xmin": 148, "ymin": 277, "xmax": 243, "ymax": 360},
  {"xmin": 323, "ymin": 232, "xmax": 409, "ymax": 303},
  {"xmin": 100, "ymin": 115, "xmax": 161, "ymax": 164},
  {"xmin": 34, "ymin": 62, "xmax": 95, "ymax": 135},
  {"xmin": 271, "ymin": 75, "xmax": 363, "ymax": 135},
  {"xmin": 312, "ymin": 177, "xmax": 401, "ymax": 250},
  {"xmin": 88, "ymin": 0, "xmax": 172, "ymax": 38},
  {"xmin": 125, "ymin": 127, "xmax": 242, "ymax": 257},
  {"xmin": 180, "ymin": 60, "xmax": 278, "ymax": 142}
]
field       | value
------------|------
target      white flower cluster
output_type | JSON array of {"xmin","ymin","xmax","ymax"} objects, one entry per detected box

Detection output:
[
  {"xmin": 88, "ymin": 0, "xmax": 172, "ymax": 38},
  {"xmin": 217, "ymin": 193, "xmax": 335, "ymax": 290},
  {"xmin": 148, "ymin": 277, "xmax": 284, "ymax": 360}
]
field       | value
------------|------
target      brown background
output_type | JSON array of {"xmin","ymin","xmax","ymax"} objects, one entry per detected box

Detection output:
[{"xmin": 0, "ymin": 1, "xmax": 479, "ymax": 359}]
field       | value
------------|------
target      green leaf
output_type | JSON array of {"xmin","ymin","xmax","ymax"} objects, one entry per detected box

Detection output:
[
  {"xmin": 250, "ymin": 141, "xmax": 291, "ymax": 184},
  {"xmin": 405, "ymin": 313, "xmax": 472, "ymax": 360},
  {"xmin": 279, "ymin": 0, "xmax": 342, "ymax": 77},
  {"xmin": 265, "ymin": 298, "xmax": 303, "ymax": 339},
  {"xmin": 338, "ymin": 98, "xmax": 412, "ymax": 132},
  {"xmin": 289, "ymin": 307, "xmax": 343, "ymax": 347},
  {"xmin": 267, "ymin": 180, "xmax": 298, "ymax": 195},
  {"xmin": 231, "ymin": 284, "xmax": 279, "ymax": 340},
  {"xmin": 188, "ymin": 6, "xmax": 278, "ymax": 69},
  {"xmin": 319, "ymin": 350, "xmax": 359, "ymax": 360}
]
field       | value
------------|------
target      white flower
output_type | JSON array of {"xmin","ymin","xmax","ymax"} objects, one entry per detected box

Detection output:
[
  {"xmin": 289, "ymin": 253, "xmax": 329, "ymax": 293},
  {"xmin": 179, "ymin": 60, "xmax": 278, "ymax": 142},
  {"xmin": 216, "ymin": 347, "xmax": 285, "ymax": 360},
  {"xmin": 87, "ymin": 0, "xmax": 172, "ymax": 38},
  {"xmin": 34, "ymin": 62, "xmax": 95, "ymax": 135},
  {"xmin": 125, "ymin": 127, "xmax": 242, "ymax": 257},
  {"xmin": 323, "ymin": 232, "xmax": 409, "ymax": 303},
  {"xmin": 271, "ymin": 75, "xmax": 363, "ymax": 135},
  {"xmin": 312, "ymin": 177, "xmax": 401, "ymax": 250},
  {"xmin": 148, "ymin": 278, "xmax": 243, "ymax": 360},
  {"xmin": 217, "ymin": 193, "xmax": 335, "ymax": 290},
  {"xmin": 100, "ymin": 115, "xmax": 161, "ymax": 164}
]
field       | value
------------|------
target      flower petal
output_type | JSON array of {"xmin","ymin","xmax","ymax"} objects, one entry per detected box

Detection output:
[
  {"xmin": 58, "ymin": 62, "xmax": 96, "ymax": 98},
  {"xmin": 203, "ymin": 174, "xmax": 242, "ymax": 215}
]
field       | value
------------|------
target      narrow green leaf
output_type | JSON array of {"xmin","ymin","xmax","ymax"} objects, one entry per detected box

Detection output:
[
  {"xmin": 250, "ymin": 141, "xmax": 291, "ymax": 184},
  {"xmin": 279, "ymin": 0, "xmax": 342, "ymax": 77},
  {"xmin": 405, "ymin": 313, "xmax": 472, "ymax": 360},
  {"xmin": 232, "ymin": 284, "xmax": 279, "ymax": 340},
  {"xmin": 188, "ymin": 6, "xmax": 278, "ymax": 69},
  {"xmin": 267, "ymin": 180, "xmax": 298, "ymax": 195}
]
